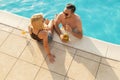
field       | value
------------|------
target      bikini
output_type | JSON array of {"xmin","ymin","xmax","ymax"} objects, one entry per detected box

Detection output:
[
  {"xmin": 30, "ymin": 29, "xmax": 53, "ymax": 43},
  {"xmin": 30, "ymin": 29, "xmax": 43, "ymax": 42}
]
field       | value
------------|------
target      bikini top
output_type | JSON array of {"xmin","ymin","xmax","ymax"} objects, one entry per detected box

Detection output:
[{"xmin": 30, "ymin": 29, "xmax": 43, "ymax": 41}]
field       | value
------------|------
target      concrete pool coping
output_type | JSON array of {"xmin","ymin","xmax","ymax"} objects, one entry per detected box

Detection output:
[{"xmin": 0, "ymin": 10, "xmax": 120, "ymax": 62}]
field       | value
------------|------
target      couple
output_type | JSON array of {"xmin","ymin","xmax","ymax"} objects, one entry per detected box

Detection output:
[{"xmin": 28, "ymin": 3, "xmax": 83, "ymax": 63}]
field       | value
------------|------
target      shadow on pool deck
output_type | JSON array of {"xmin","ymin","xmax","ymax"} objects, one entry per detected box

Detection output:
[{"xmin": 31, "ymin": 36, "xmax": 120, "ymax": 80}]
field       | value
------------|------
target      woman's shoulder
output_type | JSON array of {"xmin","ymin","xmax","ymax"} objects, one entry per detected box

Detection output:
[
  {"xmin": 37, "ymin": 30, "xmax": 47, "ymax": 39},
  {"xmin": 39, "ymin": 30, "xmax": 48, "ymax": 36}
]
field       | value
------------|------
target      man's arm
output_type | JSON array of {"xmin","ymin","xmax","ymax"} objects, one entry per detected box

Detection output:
[
  {"xmin": 66, "ymin": 17, "xmax": 83, "ymax": 39},
  {"xmin": 54, "ymin": 14, "xmax": 62, "ymax": 36},
  {"xmin": 71, "ymin": 30, "xmax": 83, "ymax": 39},
  {"xmin": 72, "ymin": 19, "xmax": 83, "ymax": 39}
]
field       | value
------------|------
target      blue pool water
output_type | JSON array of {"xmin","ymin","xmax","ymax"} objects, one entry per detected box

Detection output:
[{"xmin": 0, "ymin": 0, "xmax": 120, "ymax": 45}]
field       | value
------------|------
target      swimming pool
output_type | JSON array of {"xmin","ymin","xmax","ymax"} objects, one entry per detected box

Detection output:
[{"xmin": 0, "ymin": 0, "xmax": 120, "ymax": 45}]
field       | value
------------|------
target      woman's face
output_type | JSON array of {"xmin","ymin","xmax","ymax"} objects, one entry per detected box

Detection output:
[{"xmin": 38, "ymin": 18, "xmax": 44, "ymax": 25}]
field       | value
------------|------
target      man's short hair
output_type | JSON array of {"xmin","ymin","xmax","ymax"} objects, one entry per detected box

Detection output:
[{"xmin": 66, "ymin": 3, "xmax": 76, "ymax": 13}]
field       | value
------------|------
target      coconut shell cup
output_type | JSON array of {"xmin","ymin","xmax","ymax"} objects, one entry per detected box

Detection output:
[{"xmin": 62, "ymin": 34, "xmax": 69, "ymax": 42}]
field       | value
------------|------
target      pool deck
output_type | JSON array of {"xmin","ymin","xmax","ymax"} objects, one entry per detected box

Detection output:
[{"xmin": 0, "ymin": 10, "xmax": 120, "ymax": 80}]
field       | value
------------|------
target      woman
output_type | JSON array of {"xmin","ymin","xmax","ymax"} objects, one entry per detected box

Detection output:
[{"xmin": 28, "ymin": 13, "xmax": 55, "ymax": 63}]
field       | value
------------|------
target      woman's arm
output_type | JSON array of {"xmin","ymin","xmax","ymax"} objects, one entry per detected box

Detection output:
[
  {"xmin": 39, "ymin": 32, "xmax": 51, "ymax": 54},
  {"xmin": 54, "ymin": 14, "xmax": 62, "ymax": 36},
  {"xmin": 38, "ymin": 32, "xmax": 55, "ymax": 63}
]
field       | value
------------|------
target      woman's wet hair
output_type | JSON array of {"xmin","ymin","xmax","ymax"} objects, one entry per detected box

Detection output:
[
  {"xmin": 66, "ymin": 3, "xmax": 76, "ymax": 13},
  {"xmin": 31, "ymin": 14, "xmax": 43, "ymax": 23},
  {"xmin": 30, "ymin": 14, "xmax": 44, "ymax": 29}
]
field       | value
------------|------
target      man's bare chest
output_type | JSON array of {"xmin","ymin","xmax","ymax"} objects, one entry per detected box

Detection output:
[{"xmin": 61, "ymin": 19, "xmax": 76, "ymax": 28}]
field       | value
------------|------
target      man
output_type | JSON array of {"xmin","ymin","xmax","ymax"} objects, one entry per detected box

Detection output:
[{"xmin": 54, "ymin": 3, "xmax": 83, "ymax": 42}]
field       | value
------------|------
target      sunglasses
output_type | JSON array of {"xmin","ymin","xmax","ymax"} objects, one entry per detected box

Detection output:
[{"xmin": 63, "ymin": 12, "xmax": 69, "ymax": 16}]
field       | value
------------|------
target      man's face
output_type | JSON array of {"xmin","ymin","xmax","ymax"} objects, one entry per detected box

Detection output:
[{"xmin": 63, "ymin": 8, "xmax": 72, "ymax": 18}]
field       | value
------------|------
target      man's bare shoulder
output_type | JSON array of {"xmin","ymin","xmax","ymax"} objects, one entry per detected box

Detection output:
[
  {"xmin": 73, "ymin": 14, "xmax": 81, "ymax": 23},
  {"xmin": 74, "ymin": 14, "xmax": 81, "ymax": 19},
  {"xmin": 55, "ymin": 12, "xmax": 64, "ymax": 22},
  {"xmin": 56, "ymin": 12, "xmax": 63, "ymax": 18}
]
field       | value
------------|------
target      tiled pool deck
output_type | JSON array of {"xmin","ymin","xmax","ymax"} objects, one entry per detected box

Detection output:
[{"xmin": 0, "ymin": 10, "xmax": 120, "ymax": 80}]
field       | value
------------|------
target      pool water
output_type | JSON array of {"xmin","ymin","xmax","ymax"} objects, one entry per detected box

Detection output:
[{"xmin": 0, "ymin": 0, "xmax": 120, "ymax": 45}]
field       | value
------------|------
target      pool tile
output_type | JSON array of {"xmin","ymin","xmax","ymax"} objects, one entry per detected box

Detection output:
[
  {"xmin": 65, "ymin": 77, "xmax": 74, "ymax": 80},
  {"xmin": 76, "ymin": 50, "xmax": 101, "ymax": 62},
  {"xmin": 6, "ymin": 60, "xmax": 39, "ymax": 80},
  {"xmin": 0, "ymin": 11, "xmax": 22, "ymax": 28},
  {"xmin": 53, "ymin": 42, "xmax": 76, "ymax": 53},
  {"xmin": 12, "ymin": 29, "xmax": 31, "ymax": 40},
  {"xmin": 67, "ymin": 55, "xmax": 99, "ymax": 80},
  {"xmin": 106, "ymin": 44, "xmax": 120, "ymax": 61},
  {"xmin": 0, "ymin": 24, "xmax": 13, "ymax": 32},
  {"xmin": 95, "ymin": 64, "xmax": 120, "ymax": 80},
  {"xmin": 53, "ymin": 34, "xmax": 108, "ymax": 57},
  {"xmin": 0, "ymin": 52, "xmax": 17, "ymax": 80},
  {"xmin": 20, "ymin": 40, "xmax": 47, "ymax": 66},
  {"xmin": 42, "ymin": 47, "xmax": 75, "ymax": 75},
  {"xmin": 0, "ymin": 34, "xmax": 28, "ymax": 58},
  {"xmin": 35, "ymin": 68, "xmax": 64, "ymax": 80},
  {"xmin": 18, "ymin": 18, "xmax": 30, "ymax": 32},
  {"xmin": 0, "ymin": 31, "xmax": 9, "ymax": 46},
  {"xmin": 72, "ymin": 36, "xmax": 108, "ymax": 57},
  {"xmin": 101, "ymin": 58, "xmax": 120, "ymax": 69}
]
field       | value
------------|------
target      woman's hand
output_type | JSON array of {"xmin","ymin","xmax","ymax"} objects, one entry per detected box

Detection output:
[
  {"xmin": 44, "ymin": 19, "xmax": 49, "ymax": 25},
  {"xmin": 48, "ymin": 54, "xmax": 55, "ymax": 63}
]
